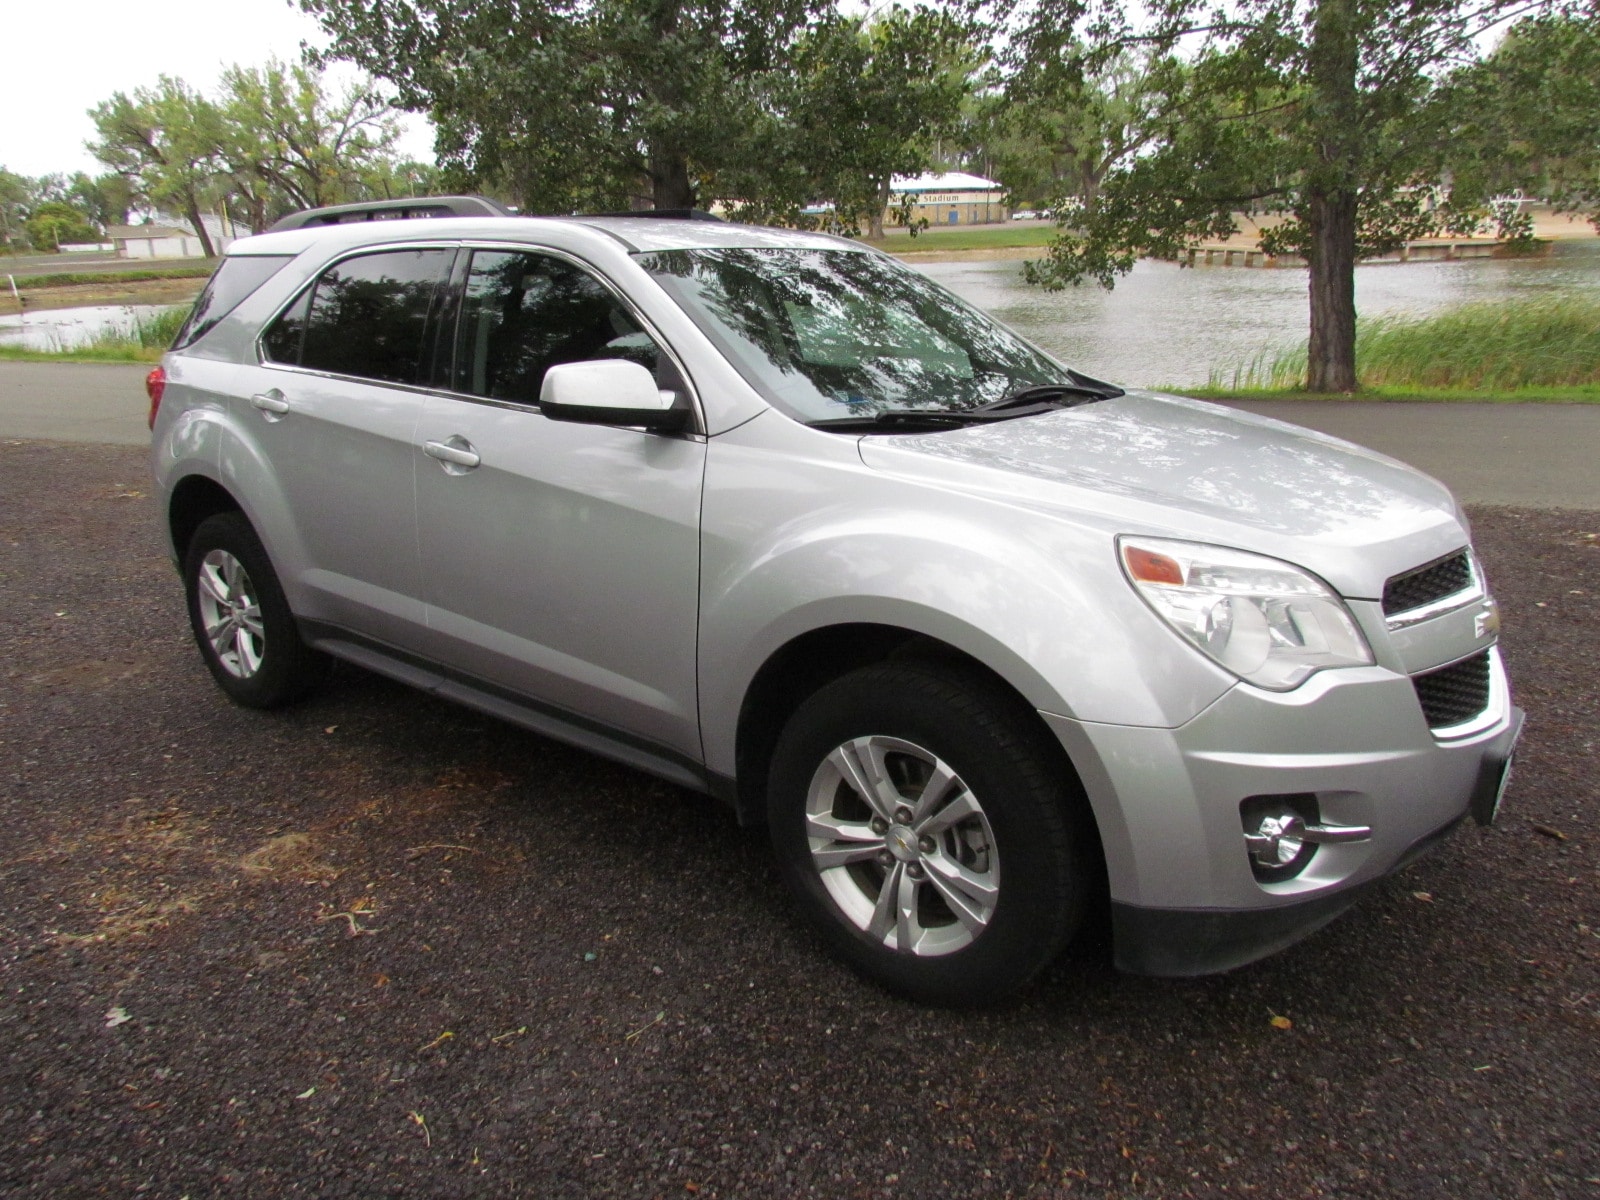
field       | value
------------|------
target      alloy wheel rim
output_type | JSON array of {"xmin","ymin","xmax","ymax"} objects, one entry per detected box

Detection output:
[
  {"xmin": 804, "ymin": 735, "xmax": 1000, "ymax": 957},
  {"xmin": 196, "ymin": 549, "xmax": 265, "ymax": 679}
]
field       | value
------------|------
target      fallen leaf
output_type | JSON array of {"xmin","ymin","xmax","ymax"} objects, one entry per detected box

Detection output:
[
  {"xmin": 419, "ymin": 1031, "xmax": 454, "ymax": 1052},
  {"xmin": 105, "ymin": 1007, "xmax": 131, "ymax": 1028},
  {"xmin": 296, "ymin": 1086, "xmax": 316, "ymax": 1099},
  {"xmin": 1412, "ymin": 891, "xmax": 1433, "ymax": 903},
  {"xmin": 1532, "ymin": 824, "xmax": 1568, "ymax": 841},
  {"xmin": 324, "ymin": 725, "xmax": 338, "ymax": 734},
  {"xmin": 1270, "ymin": 1015, "xmax": 1293, "ymax": 1030}
]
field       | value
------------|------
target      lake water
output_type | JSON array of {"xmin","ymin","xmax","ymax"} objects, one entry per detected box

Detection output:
[
  {"xmin": 0, "ymin": 304, "xmax": 172, "ymax": 353},
  {"xmin": 915, "ymin": 239, "xmax": 1600, "ymax": 387},
  {"xmin": 4, "ymin": 239, "xmax": 1597, "ymax": 385}
]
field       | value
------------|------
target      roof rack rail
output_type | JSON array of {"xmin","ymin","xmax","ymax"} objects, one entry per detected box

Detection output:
[
  {"xmin": 266, "ymin": 195, "xmax": 515, "ymax": 233},
  {"xmin": 583, "ymin": 208, "xmax": 725, "ymax": 222}
]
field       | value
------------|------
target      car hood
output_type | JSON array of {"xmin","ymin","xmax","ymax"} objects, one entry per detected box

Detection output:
[{"xmin": 854, "ymin": 390, "xmax": 1468, "ymax": 600}]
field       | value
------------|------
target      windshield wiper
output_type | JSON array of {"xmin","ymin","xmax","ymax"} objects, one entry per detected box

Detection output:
[
  {"xmin": 808, "ymin": 409, "xmax": 996, "ymax": 432},
  {"xmin": 808, "ymin": 372, "xmax": 1125, "ymax": 433},
  {"xmin": 971, "ymin": 373, "xmax": 1124, "ymax": 415}
]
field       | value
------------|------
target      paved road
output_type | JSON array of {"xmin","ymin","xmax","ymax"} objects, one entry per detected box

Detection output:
[
  {"xmin": 1229, "ymin": 399, "xmax": 1600, "ymax": 509},
  {"xmin": 2, "ymin": 362, "xmax": 1596, "ymax": 507},
  {"xmin": 0, "ymin": 362, "xmax": 154, "ymax": 446},
  {"xmin": 2, "ymin": 253, "xmax": 214, "ymax": 277}
]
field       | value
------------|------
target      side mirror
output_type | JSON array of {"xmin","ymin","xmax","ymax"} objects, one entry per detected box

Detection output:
[{"xmin": 538, "ymin": 360, "xmax": 689, "ymax": 433}]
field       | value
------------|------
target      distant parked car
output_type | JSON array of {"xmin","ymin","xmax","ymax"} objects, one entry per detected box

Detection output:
[
  {"xmin": 1011, "ymin": 209, "xmax": 1039, "ymax": 220},
  {"xmin": 149, "ymin": 197, "xmax": 1522, "ymax": 1005}
]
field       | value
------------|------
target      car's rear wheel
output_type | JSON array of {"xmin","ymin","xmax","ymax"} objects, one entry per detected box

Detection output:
[
  {"xmin": 767, "ymin": 661, "xmax": 1092, "ymax": 1006},
  {"xmin": 183, "ymin": 512, "xmax": 326, "ymax": 708}
]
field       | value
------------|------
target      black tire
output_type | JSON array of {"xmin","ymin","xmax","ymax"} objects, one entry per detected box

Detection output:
[
  {"xmin": 767, "ymin": 661, "xmax": 1092, "ymax": 1006},
  {"xmin": 182, "ymin": 511, "xmax": 327, "ymax": 708}
]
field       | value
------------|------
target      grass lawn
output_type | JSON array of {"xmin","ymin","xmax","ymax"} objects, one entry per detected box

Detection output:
[
  {"xmin": 1176, "ymin": 384, "xmax": 1600, "ymax": 404},
  {"xmin": 870, "ymin": 224, "xmax": 1057, "ymax": 254}
]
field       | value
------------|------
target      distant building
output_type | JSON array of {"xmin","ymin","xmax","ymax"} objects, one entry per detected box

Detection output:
[
  {"xmin": 888, "ymin": 173, "xmax": 1009, "ymax": 227},
  {"xmin": 108, "ymin": 214, "xmax": 239, "ymax": 259},
  {"xmin": 108, "ymin": 224, "xmax": 207, "ymax": 259}
]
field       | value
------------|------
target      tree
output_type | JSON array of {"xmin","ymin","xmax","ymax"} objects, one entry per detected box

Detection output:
[
  {"xmin": 1009, "ymin": 0, "xmax": 1546, "ymax": 392},
  {"xmin": 299, "ymin": 0, "xmax": 827, "ymax": 212},
  {"xmin": 981, "ymin": 50, "xmax": 1166, "ymax": 209},
  {"xmin": 217, "ymin": 60, "xmax": 403, "ymax": 229},
  {"xmin": 89, "ymin": 78, "xmax": 223, "ymax": 255},
  {"xmin": 24, "ymin": 200, "xmax": 102, "ymax": 251},
  {"xmin": 1444, "ymin": 15, "xmax": 1600, "ymax": 234},
  {"xmin": 0, "ymin": 168, "xmax": 30, "ymax": 250},
  {"xmin": 765, "ymin": 9, "xmax": 977, "ymax": 237},
  {"xmin": 66, "ymin": 173, "xmax": 136, "ymax": 230}
]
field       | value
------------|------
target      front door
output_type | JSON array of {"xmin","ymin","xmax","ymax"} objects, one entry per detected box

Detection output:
[{"xmin": 412, "ymin": 247, "xmax": 706, "ymax": 761}]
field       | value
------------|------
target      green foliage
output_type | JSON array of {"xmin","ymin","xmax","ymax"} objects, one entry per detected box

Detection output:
[
  {"xmin": 87, "ymin": 63, "xmax": 426, "ymax": 237},
  {"xmin": 300, "ymin": 0, "xmax": 827, "ymax": 211},
  {"xmin": 732, "ymin": 8, "xmax": 977, "ymax": 233},
  {"xmin": 1006, "ymin": 0, "xmax": 1550, "ymax": 391},
  {"xmin": 980, "ymin": 51, "xmax": 1167, "ymax": 211},
  {"xmin": 23, "ymin": 201, "xmax": 101, "ymax": 251},
  {"xmin": 0, "ymin": 167, "xmax": 28, "ymax": 248},
  {"xmin": 1443, "ymin": 16, "xmax": 1600, "ymax": 234},
  {"xmin": 298, "ymin": 0, "xmax": 975, "ymax": 217},
  {"xmin": 216, "ymin": 59, "xmax": 404, "ymax": 228},
  {"xmin": 1210, "ymin": 297, "xmax": 1600, "ymax": 390},
  {"xmin": 89, "ymin": 78, "xmax": 225, "ymax": 254}
]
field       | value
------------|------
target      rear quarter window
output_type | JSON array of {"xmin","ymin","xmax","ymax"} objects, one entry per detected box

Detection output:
[{"xmin": 172, "ymin": 255, "xmax": 294, "ymax": 349}]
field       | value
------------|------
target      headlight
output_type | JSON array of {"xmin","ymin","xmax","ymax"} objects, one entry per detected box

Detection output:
[{"xmin": 1118, "ymin": 536, "xmax": 1374, "ymax": 691}]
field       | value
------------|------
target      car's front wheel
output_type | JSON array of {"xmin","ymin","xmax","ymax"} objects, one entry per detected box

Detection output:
[
  {"xmin": 767, "ymin": 661, "xmax": 1093, "ymax": 1006},
  {"xmin": 183, "ymin": 511, "xmax": 327, "ymax": 708}
]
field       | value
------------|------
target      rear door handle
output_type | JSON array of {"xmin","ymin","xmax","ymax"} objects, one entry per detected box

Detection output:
[
  {"xmin": 424, "ymin": 436, "xmax": 481, "ymax": 472},
  {"xmin": 250, "ymin": 389, "xmax": 290, "ymax": 419}
]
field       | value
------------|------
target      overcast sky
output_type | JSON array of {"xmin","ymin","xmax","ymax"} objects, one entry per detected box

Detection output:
[{"xmin": 0, "ymin": 0, "xmax": 435, "ymax": 179}]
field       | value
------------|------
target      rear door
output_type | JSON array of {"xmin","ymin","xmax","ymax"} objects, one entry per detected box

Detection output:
[
  {"xmin": 412, "ymin": 245, "xmax": 707, "ymax": 761},
  {"xmin": 242, "ymin": 245, "xmax": 454, "ymax": 646}
]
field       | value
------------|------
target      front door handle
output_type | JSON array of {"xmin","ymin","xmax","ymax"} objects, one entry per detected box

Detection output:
[
  {"xmin": 250, "ymin": 389, "xmax": 290, "ymax": 420},
  {"xmin": 424, "ymin": 436, "xmax": 481, "ymax": 473}
]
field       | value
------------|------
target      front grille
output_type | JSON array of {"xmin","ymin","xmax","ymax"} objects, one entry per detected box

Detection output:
[
  {"xmin": 1413, "ymin": 650, "xmax": 1492, "ymax": 729},
  {"xmin": 1383, "ymin": 550, "xmax": 1473, "ymax": 617}
]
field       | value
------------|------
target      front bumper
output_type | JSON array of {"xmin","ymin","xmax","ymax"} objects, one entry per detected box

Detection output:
[{"xmin": 1043, "ymin": 648, "xmax": 1523, "ymax": 976}]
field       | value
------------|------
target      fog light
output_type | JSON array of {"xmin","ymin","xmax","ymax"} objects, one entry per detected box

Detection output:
[{"xmin": 1240, "ymin": 794, "xmax": 1372, "ymax": 883}]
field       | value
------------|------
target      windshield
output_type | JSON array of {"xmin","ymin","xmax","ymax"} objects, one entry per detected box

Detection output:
[{"xmin": 637, "ymin": 247, "xmax": 1079, "ymax": 423}]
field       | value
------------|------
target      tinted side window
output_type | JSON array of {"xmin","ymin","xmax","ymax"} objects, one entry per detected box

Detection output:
[
  {"xmin": 174, "ymin": 254, "xmax": 293, "ymax": 349},
  {"xmin": 283, "ymin": 249, "xmax": 450, "ymax": 384},
  {"xmin": 451, "ymin": 250, "xmax": 668, "ymax": 403},
  {"xmin": 262, "ymin": 288, "xmax": 311, "ymax": 364}
]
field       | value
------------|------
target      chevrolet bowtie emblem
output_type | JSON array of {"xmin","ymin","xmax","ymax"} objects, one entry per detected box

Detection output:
[{"xmin": 1474, "ymin": 603, "xmax": 1501, "ymax": 639}]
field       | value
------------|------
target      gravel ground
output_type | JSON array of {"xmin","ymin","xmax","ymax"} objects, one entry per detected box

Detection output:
[{"xmin": 1, "ymin": 441, "xmax": 1595, "ymax": 1199}]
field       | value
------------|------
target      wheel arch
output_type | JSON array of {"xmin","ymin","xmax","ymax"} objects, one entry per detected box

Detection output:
[
  {"xmin": 731, "ymin": 621, "xmax": 1101, "ymax": 860},
  {"xmin": 168, "ymin": 473, "xmax": 243, "ymax": 563}
]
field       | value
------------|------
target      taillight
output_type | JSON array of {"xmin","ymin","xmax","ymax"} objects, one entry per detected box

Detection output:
[{"xmin": 146, "ymin": 366, "xmax": 166, "ymax": 430}]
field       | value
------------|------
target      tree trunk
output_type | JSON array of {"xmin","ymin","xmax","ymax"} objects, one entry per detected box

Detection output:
[
  {"xmin": 183, "ymin": 193, "xmax": 217, "ymax": 257},
  {"xmin": 867, "ymin": 177, "xmax": 891, "ymax": 239},
  {"xmin": 650, "ymin": 153, "xmax": 695, "ymax": 210},
  {"xmin": 1306, "ymin": 189, "xmax": 1358, "ymax": 392},
  {"xmin": 1304, "ymin": 0, "xmax": 1360, "ymax": 392}
]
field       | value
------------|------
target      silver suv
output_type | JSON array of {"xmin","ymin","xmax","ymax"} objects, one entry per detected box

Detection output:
[{"xmin": 150, "ymin": 201, "xmax": 1523, "ymax": 1005}]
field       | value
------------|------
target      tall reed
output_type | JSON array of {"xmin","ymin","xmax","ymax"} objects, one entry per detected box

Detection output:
[
  {"xmin": 1210, "ymin": 295, "xmax": 1600, "ymax": 391},
  {"xmin": 0, "ymin": 304, "xmax": 191, "ymax": 362}
]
